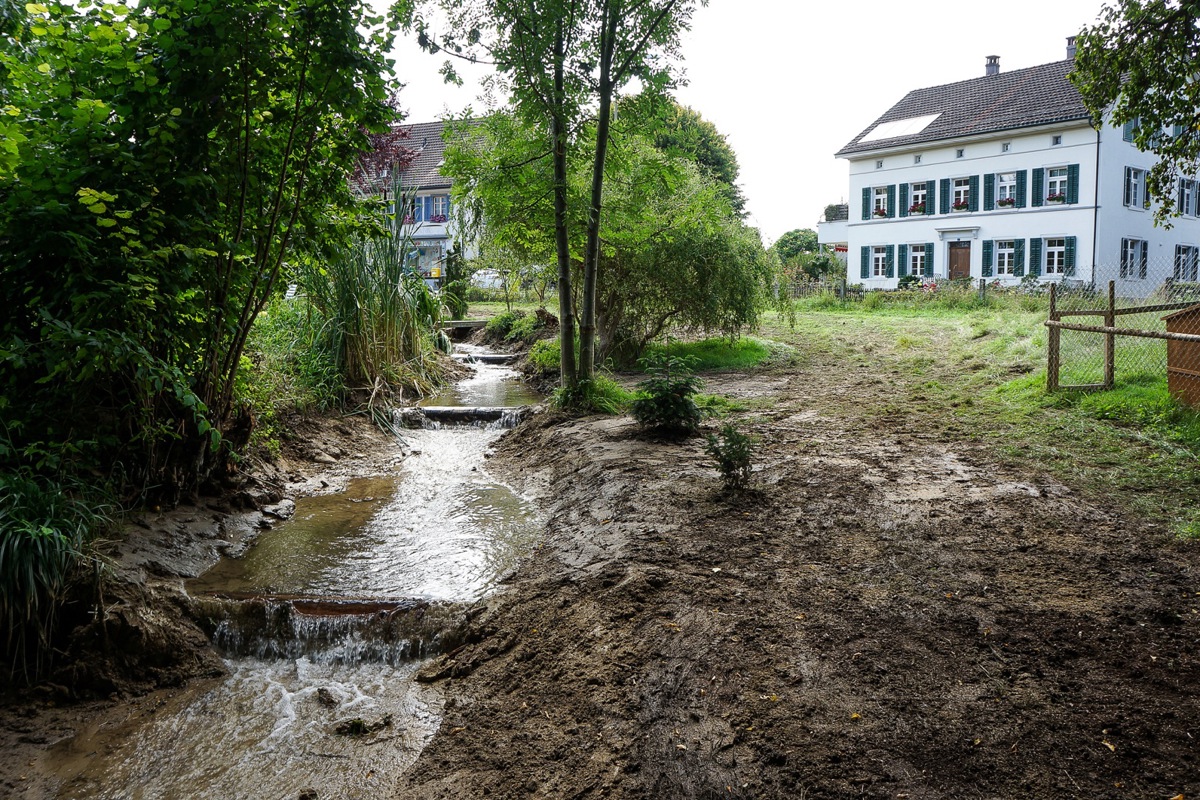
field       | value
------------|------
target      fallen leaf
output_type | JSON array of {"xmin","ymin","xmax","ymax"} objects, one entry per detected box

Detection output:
[
  {"xmin": 711, "ymin": 567, "xmax": 722, "ymax": 573},
  {"xmin": 850, "ymin": 713, "xmax": 861, "ymax": 721},
  {"xmin": 1102, "ymin": 740, "xmax": 1116, "ymax": 752}
]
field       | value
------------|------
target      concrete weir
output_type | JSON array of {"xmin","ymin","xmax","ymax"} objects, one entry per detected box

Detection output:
[{"xmin": 399, "ymin": 405, "xmax": 531, "ymax": 428}]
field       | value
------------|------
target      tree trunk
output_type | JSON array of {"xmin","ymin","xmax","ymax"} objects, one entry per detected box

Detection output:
[
  {"xmin": 578, "ymin": 3, "xmax": 618, "ymax": 383},
  {"xmin": 552, "ymin": 19, "xmax": 577, "ymax": 389}
]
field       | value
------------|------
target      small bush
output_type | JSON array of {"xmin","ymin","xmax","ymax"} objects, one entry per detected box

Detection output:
[
  {"xmin": 552, "ymin": 374, "xmax": 633, "ymax": 415},
  {"xmin": 704, "ymin": 423, "xmax": 754, "ymax": 490},
  {"xmin": 484, "ymin": 310, "xmax": 525, "ymax": 340},
  {"xmin": 630, "ymin": 353, "xmax": 704, "ymax": 435},
  {"xmin": 505, "ymin": 312, "xmax": 543, "ymax": 343},
  {"xmin": 527, "ymin": 338, "xmax": 561, "ymax": 375}
]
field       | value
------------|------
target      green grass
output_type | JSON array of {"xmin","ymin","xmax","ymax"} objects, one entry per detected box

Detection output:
[
  {"xmin": 642, "ymin": 336, "xmax": 793, "ymax": 372},
  {"xmin": 758, "ymin": 304, "xmax": 1200, "ymax": 539}
]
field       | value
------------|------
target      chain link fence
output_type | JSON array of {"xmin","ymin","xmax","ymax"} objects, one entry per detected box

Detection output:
[{"xmin": 1048, "ymin": 261, "xmax": 1200, "ymax": 404}]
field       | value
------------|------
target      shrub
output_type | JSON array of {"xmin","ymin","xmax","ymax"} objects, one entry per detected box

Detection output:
[
  {"xmin": 552, "ymin": 374, "xmax": 633, "ymax": 415},
  {"xmin": 704, "ymin": 423, "xmax": 755, "ymax": 490},
  {"xmin": 630, "ymin": 353, "xmax": 704, "ymax": 435},
  {"xmin": 897, "ymin": 274, "xmax": 921, "ymax": 290},
  {"xmin": 484, "ymin": 310, "xmax": 525, "ymax": 340},
  {"xmin": 527, "ymin": 338, "xmax": 561, "ymax": 375},
  {"xmin": 505, "ymin": 312, "xmax": 543, "ymax": 343}
]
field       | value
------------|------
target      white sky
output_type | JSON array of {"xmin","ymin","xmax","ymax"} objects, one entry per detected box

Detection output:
[{"xmin": 390, "ymin": 0, "xmax": 1108, "ymax": 245}]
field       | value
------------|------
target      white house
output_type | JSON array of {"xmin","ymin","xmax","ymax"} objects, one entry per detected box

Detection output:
[{"xmin": 818, "ymin": 40, "xmax": 1200, "ymax": 296}]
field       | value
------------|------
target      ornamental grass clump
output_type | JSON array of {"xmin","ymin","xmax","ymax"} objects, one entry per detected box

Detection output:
[{"xmin": 631, "ymin": 353, "xmax": 703, "ymax": 436}]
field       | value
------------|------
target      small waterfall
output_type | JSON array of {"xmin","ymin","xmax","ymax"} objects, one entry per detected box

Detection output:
[
  {"xmin": 396, "ymin": 405, "xmax": 530, "ymax": 429},
  {"xmin": 192, "ymin": 594, "xmax": 467, "ymax": 666}
]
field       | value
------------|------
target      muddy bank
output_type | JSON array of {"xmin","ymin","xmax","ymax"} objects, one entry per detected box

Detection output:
[
  {"xmin": 0, "ymin": 412, "xmax": 406, "ymax": 799},
  {"xmin": 396, "ymin": 387, "xmax": 1198, "ymax": 798}
]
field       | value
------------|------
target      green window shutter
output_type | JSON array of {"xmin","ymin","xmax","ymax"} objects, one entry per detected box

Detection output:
[
  {"xmin": 982, "ymin": 239, "xmax": 994, "ymax": 277},
  {"xmin": 862, "ymin": 187, "xmax": 871, "ymax": 220},
  {"xmin": 1016, "ymin": 170, "xmax": 1027, "ymax": 208},
  {"xmin": 939, "ymin": 178, "xmax": 951, "ymax": 214},
  {"xmin": 861, "ymin": 246, "xmax": 870, "ymax": 279},
  {"xmin": 1031, "ymin": 168, "xmax": 1044, "ymax": 207},
  {"xmin": 887, "ymin": 184, "xmax": 897, "ymax": 218},
  {"xmin": 924, "ymin": 243, "xmax": 935, "ymax": 276},
  {"xmin": 984, "ymin": 173, "xmax": 995, "ymax": 211},
  {"xmin": 898, "ymin": 244, "xmax": 909, "ymax": 276},
  {"xmin": 1014, "ymin": 238, "xmax": 1025, "ymax": 277},
  {"xmin": 1029, "ymin": 237, "xmax": 1043, "ymax": 277},
  {"xmin": 1139, "ymin": 240, "xmax": 1148, "ymax": 278},
  {"xmin": 1174, "ymin": 123, "xmax": 1185, "ymax": 138},
  {"xmin": 1123, "ymin": 119, "xmax": 1134, "ymax": 142},
  {"xmin": 968, "ymin": 175, "xmax": 980, "ymax": 212},
  {"xmin": 925, "ymin": 183, "xmax": 935, "ymax": 215},
  {"xmin": 1067, "ymin": 164, "xmax": 1080, "ymax": 204},
  {"xmin": 886, "ymin": 245, "xmax": 895, "ymax": 278},
  {"xmin": 1064, "ymin": 236, "xmax": 1077, "ymax": 276},
  {"xmin": 899, "ymin": 183, "xmax": 909, "ymax": 217},
  {"xmin": 1123, "ymin": 167, "xmax": 1133, "ymax": 206}
]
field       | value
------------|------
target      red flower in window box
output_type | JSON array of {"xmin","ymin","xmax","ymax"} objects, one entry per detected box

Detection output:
[
  {"xmin": 402, "ymin": 215, "xmax": 415, "ymax": 224},
  {"xmin": 951, "ymin": 200, "xmax": 970, "ymax": 211},
  {"xmin": 997, "ymin": 197, "xmax": 1016, "ymax": 207},
  {"xmin": 908, "ymin": 202, "xmax": 926, "ymax": 213},
  {"xmin": 873, "ymin": 207, "xmax": 888, "ymax": 217},
  {"xmin": 430, "ymin": 214, "xmax": 448, "ymax": 223},
  {"xmin": 1046, "ymin": 192, "xmax": 1066, "ymax": 203}
]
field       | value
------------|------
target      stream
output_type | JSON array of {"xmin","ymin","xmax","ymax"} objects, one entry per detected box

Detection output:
[{"xmin": 48, "ymin": 346, "xmax": 542, "ymax": 800}]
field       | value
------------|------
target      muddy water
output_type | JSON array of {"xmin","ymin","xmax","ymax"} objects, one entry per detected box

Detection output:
[{"xmin": 47, "ymin": 348, "xmax": 542, "ymax": 800}]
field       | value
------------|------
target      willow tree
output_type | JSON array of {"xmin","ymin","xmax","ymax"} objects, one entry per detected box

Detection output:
[{"xmin": 402, "ymin": 0, "xmax": 700, "ymax": 397}]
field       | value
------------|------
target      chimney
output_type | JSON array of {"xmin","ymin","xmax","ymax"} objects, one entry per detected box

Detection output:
[
  {"xmin": 1066, "ymin": 36, "xmax": 1077, "ymax": 59},
  {"xmin": 985, "ymin": 55, "xmax": 1000, "ymax": 76}
]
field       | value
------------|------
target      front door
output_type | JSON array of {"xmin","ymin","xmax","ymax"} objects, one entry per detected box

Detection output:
[{"xmin": 949, "ymin": 241, "xmax": 971, "ymax": 280}]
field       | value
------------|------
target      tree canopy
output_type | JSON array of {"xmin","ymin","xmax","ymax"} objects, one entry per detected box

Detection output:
[
  {"xmin": 772, "ymin": 229, "xmax": 819, "ymax": 263},
  {"xmin": 650, "ymin": 102, "xmax": 746, "ymax": 215},
  {"xmin": 1072, "ymin": 0, "xmax": 1200, "ymax": 223}
]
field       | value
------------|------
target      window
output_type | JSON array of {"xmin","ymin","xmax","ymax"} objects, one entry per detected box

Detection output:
[
  {"xmin": 952, "ymin": 177, "xmax": 971, "ymax": 211},
  {"xmin": 1122, "ymin": 117, "xmax": 1140, "ymax": 142},
  {"xmin": 1124, "ymin": 167, "xmax": 1147, "ymax": 208},
  {"xmin": 872, "ymin": 246, "xmax": 889, "ymax": 278},
  {"xmin": 876, "ymin": 160, "xmax": 884, "ymax": 169},
  {"xmin": 1178, "ymin": 179, "xmax": 1197, "ymax": 217},
  {"xmin": 995, "ymin": 240, "xmax": 1016, "ymax": 275},
  {"xmin": 910, "ymin": 246, "xmax": 926, "ymax": 277},
  {"xmin": 1046, "ymin": 167, "xmax": 1068, "ymax": 202},
  {"xmin": 431, "ymin": 194, "xmax": 450, "ymax": 221},
  {"xmin": 955, "ymin": 148, "xmax": 965, "ymax": 159},
  {"xmin": 1001, "ymin": 142, "xmax": 1011, "ymax": 152},
  {"xmin": 402, "ymin": 199, "xmax": 422, "ymax": 223},
  {"xmin": 913, "ymin": 154, "xmax": 922, "ymax": 165},
  {"xmin": 1051, "ymin": 134, "xmax": 1063, "ymax": 146},
  {"xmin": 873, "ymin": 186, "xmax": 889, "ymax": 217},
  {"xmin": 1045, "ymin": 238, "xmax": 1067, "ymax": 275},
  {"xmin": 909, "ymin": 182, "xmax": 928, "ymax": 214},
  {"xmin": 996, "ymin": 172, "xmax": 1017, "ymax": 207},
  {"xmin": 1120, "ymin": 237, "xmax": 1148, "ymax": 279},
  {"xmin": 1175, "ymin": 245, "xmax": 1199, "ymax": 281}
]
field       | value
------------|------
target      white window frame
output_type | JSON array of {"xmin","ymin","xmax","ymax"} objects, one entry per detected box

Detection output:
[
  {"xmin": 431, "ymin": 194, "xmax": 450, "ymax": 220},
  {"xmin": 995, "ymin": 240, "xmax": 1016, "ymax": 276},
  {"xmin": 872, "ymin": 246, "xmax": 888, "ymax": 278},
  {"xmin": 909, "ymin": 246, "xmax": 926, "ymax": 278},
  {"xmin": 909, "ymin": 182, "xmax": 927, "ymax": 213},
  {"xmin": 1121, "ymin": 237, "xmax": 1146, "ymax": 279},
  {"xmin": 1044, "ymin": 238, "xmax": 1066, "ymax": 275},
  {"xmin": 1125, "ymin": 167, "xmax": 1146, "ymax": 209},
  {"xmin": 1175, "ymin": 244, "xmax": 1199, "ymax": 281},
  {"xmin": 952, "ymin": 177, "xmax": 970, "ymax": 210},
  {"xmin": 1046, "ymin": 167, "xmax": 1068, "ymax": 201},
  {"xmin": 997, "ymin": 172, "xmax": 1017, "ymax": 206},
  {"xmin": 1178, "ymin": 179, "xmax": 1196, "ymax": 217},
  {"xmin": 873, "ymin": 186, "xmax": 889, "ymax": 216}
]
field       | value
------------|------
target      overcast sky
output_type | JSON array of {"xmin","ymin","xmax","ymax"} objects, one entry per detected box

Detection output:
[{"xmin": 390, "ymin": 0, "xmax": 1109, "ymax": 245}]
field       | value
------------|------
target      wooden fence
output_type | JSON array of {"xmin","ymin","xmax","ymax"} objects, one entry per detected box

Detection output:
[{"xmin": 1045, "ymin": 281, "xmax": 1200, "ymax": 391}]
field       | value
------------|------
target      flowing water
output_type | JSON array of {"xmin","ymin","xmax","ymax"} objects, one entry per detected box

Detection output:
[{"xmin": 48, "ymin": 347, "xmax": 541, "ymax": 800}]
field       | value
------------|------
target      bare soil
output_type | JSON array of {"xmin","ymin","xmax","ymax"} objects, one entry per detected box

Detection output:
[
  {"xmin": 3, "ymin": 346, "xmax": 1198, "ymax": 799},
  {"xmin": 397, "ymin": 368, "xmax": 1199, "ymax": 799}
]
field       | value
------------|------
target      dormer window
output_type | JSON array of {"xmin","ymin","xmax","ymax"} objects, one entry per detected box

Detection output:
[
  {"xmin": 1051, "ymin": 135, "xmax": 1063, "ymax": 146},
  {"xmin": 955, "ymin": 148, "xmax": 965, "ymax": 159},
  {"xmin": 875, "ymin": 160, "xmax": 884, "ymax": 169}
]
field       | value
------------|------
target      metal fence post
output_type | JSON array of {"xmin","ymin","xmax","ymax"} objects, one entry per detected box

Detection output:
[
  {"xmin": 1104, "ymin": 280, "xmax": 1116, "ymax": 390},
  {"xmin": 1048, "ymin": 282, "xmax": 1060, "ymax": 392}
]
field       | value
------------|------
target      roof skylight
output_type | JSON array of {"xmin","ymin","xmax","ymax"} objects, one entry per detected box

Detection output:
[{"xmin": 860, "ymin": 113, "xmax": 941, "ymax": 143}]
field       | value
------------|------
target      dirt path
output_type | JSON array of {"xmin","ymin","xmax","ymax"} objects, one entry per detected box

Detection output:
[{"xmin": 396, "ymin": 366, "xmax": 1198, "ymax": 798}]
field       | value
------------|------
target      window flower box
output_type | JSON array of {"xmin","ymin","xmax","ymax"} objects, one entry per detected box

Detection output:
[
  {"xmin": 430, "ymin": 214, "xmax": 448, "ymax": 223},
  {"xmin": 402, "ymin": 215, "xmax": 416, "ymax": 224},
  {"xmin": 997, "ymin": 197, "xmax": 1016, "ymax": 208},
  {"xmin": 908, "ymin": 202, "xmax": 926, "ymax": 214},
  {"xmin": 873, "ymin": 207, "xmax": 888, "ymax": 218},
  {"xmin": 1046, "ymin": 193, "xmax": 1066, "ymax": 203},
  {"xmin": 951, "ymin": 200, "xmax": 970, "ymax": 211}
]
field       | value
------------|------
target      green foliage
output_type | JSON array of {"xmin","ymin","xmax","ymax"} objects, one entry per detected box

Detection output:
[
  {"xmin": 630, "ymin": 353, "xmax": 704, "ymax": 436},
  {"xmin": 527, "ymin": 337, "xmax": 562, "ymax": 375},
  {"xmin": 773, "ymin": 228, "xmax": 819, "ymax": 262},
  {"xmin": 704, "ymin": 423, "xmax": 755, "ymax": 491},
  {"xmin": 1072, "ymin": 0, "xmax": 1200, "ymax": 224},
  {"xmin": 506, "ymin": 312, "xmax": 546, "ymax": 344},
  {"xmin": 650, "ymin": 101, "xmax": 746, "ymax": 215},
  {"xmin": 442, "ymin": 246, "xmax": 470, "ymax": 320},
  {"xmin": 0, "ymin": 471, "xmax": 112, "ymax": 680},
  {"xmin": 245, "ymin": 298, "xmax": 344, "ymax": 413},
  {"xmin": 485, "ymin": 310, "xmax": 526, "ymax": 340},
  {"xmin": 643, "ymin": 336, "xmax": 785, "ymax": 372},
  {"xmin": 552, "ymin": 374, "xmax": 633, "ymax": 415}
]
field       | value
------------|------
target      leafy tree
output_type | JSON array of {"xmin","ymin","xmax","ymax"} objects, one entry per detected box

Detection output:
[
  {"xmin": 404, "ymin": 0, "xmax": 700, "ymax": 397},
  {"xmin": 772, "ymin": 228, "xmax": 819, "ymax": 263},
  {"xmin": 1072, "ymin": 0, "xmax": 1200, "ymax": 223},
  {"xmin": 650, "ymin": 101, "xmax": 746, "ymax": 215}
]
